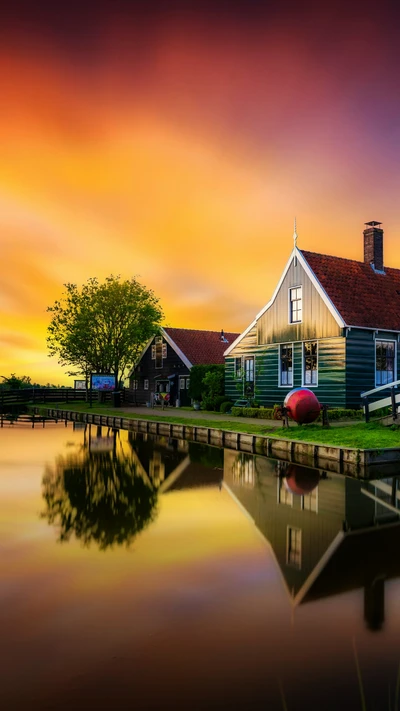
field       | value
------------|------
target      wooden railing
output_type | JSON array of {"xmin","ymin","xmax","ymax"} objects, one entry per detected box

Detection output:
[{"xmin": 360, "ymin": 379, "xmax": 400, "ymax": 422}]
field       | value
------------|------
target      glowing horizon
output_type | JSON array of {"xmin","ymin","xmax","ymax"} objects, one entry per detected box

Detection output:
[{"xmin": 2, "ymin": 5, "xmax": 400, "ymax": 384}]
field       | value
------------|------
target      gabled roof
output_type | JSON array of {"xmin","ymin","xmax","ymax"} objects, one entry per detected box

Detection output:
[
  {"xmin": 129, "ymin": 327, "xmax": 240, "ymax": 376},
  {"xmin": 164, "ymin": 328, "xmax": 240, "ymax": 366},
  {"xmin": 225, "ymin": 245, "xmax": 400, "ymax": 357},
  {"xmin": 301, "ymin": 250, "xmax": 400, "ymax": 331}
]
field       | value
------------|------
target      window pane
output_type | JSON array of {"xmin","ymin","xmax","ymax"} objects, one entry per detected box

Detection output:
[{"xmin": 376, "ymin": 340, "xmax": 396, "ymax": 385}]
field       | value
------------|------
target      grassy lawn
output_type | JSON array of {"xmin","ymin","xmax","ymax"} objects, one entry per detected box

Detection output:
[{"xmin": 36, "ymin": 402, "xmax": 400, "ymax": 450}]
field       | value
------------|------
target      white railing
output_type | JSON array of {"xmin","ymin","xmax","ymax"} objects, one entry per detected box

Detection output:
[
  {"xmin": 361, "ymin": 378, "xmax": 400, "ymax": 398},
  {"xmin": 361, "ymin": 379, "xmax": 400, "ymax": 420}
]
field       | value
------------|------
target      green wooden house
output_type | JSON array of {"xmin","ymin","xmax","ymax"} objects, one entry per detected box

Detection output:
[{"xmin": 224, "ymin": 221, "xmax": 400, "ymax": 408}]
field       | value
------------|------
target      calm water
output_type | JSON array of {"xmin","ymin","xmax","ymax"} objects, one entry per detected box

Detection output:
[{"xmin": 1, "ymin": 419, "xmax": 400, "ymax": 710}]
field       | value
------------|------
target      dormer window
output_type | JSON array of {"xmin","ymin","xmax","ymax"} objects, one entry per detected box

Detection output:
[{"xmin": 289, "ymin": 286, "xmax": 302, "ymax": 323}]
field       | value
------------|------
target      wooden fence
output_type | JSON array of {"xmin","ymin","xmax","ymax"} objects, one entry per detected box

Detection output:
[{"xmin": 0, "ymin": 388, "xmax": 124, "ymax": 411}]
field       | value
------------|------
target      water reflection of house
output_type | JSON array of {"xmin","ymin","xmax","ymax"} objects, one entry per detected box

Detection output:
[
  {"xmin": 223, "ymin": 449, "xmax": 400, "ymax": 630},
  {"xmin": 128, "ymin": 433, "xmax": 223, "ymax": 492}
]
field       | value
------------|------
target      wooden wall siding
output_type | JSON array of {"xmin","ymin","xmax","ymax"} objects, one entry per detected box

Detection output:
[
  {"xmin": 225, "ymin": 337, "xmax": 346, "ymax": 407},
  {"xmin": 227, "ymin": 324, "xmax": 258, "ymax": 356},
  {"xmin": 223, "ymin": 451, "xmax": 346, "ymax": 596},
  {"xmin": 344, "ymin": 478, "xmax": 375, "ymax": 529},
  {"xmin": 257, "ymin": 258, "xmax": 342, "ymax": 344},
  {"xmin": 129, "ymin": 336, "xmax": 190, "ymax": 404},
  {"xmin": 345, "ymin": 328, "xmax": 400, "ymax": 408}
]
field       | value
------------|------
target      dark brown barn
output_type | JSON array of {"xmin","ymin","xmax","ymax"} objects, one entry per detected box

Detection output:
[{"xmin": 127, "ymin": 327, "xmax": 239, "ymax": 406}]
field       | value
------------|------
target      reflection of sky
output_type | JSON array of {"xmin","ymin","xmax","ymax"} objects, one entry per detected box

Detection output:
[
  {"xmin": 3, "ymin": 3, "xmax": 400, "ymax": 384},
  {"xmin": 1, "ymin": 423, "xmax": 400, "ymax": 709}
]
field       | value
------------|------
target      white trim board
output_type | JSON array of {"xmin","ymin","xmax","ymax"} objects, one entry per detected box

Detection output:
[
  {"xmin": 224, "ymin": 247, "xmax": 347, "ymax": 357},
  {"xmin": 127, "ymin": 328, "xmax": 193, "ymax": 378},
  {"xmin": 161, "ymin": 329, "xmax": 193, "ymax": 370},
  {"xmin": 127, "ymin": 336, "xmax": 155, "ymax": 378}
]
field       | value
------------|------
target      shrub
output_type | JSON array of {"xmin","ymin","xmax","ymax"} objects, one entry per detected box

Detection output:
[
  {"xmin": 231, "ymin": 407, "xmax": 243, "ymax": 416},
  {"xmin": 220, "ymin": 400, "xmax": 234, "ymax": 413},
  {"xmin": 229, "ymin": 406, "xmax": 363, "ymax": 421},
  {"xmin": 188, "ymin": 364, "xmax": 225, "ymax": 402},
  {"xmin": 213, "ymin": 395, "xmax": 230, "ymax": 411},
  {"xmin": 321, "ymin": 408, "xmax": 363, "ymax": 421},
  {"xmin": 273, "ymin": 404, "xmax": 283, "ymax": 420},
  {"xmin": 201, "ymin": 396, "xmax": 216, "ymax": 411}
]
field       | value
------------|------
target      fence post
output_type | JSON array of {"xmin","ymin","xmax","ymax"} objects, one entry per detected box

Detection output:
[
  {"xmin": 391, "ymin": 387, "xmax": 398, "ymax": 420},
  {"xmin": 321, "ymin": 404, "xmax": 330, "ymax": 427},
  {"xmin": 363, "ymin": 397, "xmax": 370, "ymax": 423}
]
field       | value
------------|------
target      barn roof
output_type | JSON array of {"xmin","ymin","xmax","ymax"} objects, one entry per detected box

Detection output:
[
  {"xmin": 301, "ymin": 250, "xmax": 400, "ymax": 331},
  {"xmin": 164, "ymin": 328, "xmax": 240, "ymax": 366}
]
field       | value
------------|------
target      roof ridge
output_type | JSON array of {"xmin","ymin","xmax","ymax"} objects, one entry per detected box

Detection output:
[
  {"xmin": 300, "ymin": 249, "xmax": 365, "ymax": 265},
  {"xmin": 164, "ymin": 326, "xmax": 240, "ymax": 334}
]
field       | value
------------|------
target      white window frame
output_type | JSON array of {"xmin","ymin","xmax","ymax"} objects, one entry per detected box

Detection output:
[
  {"xmin": 234, "ymin": 356, "xmax": 242, "ymax": 380},
  {"xmin": 302, "ymin": 340, "xmax": 318, "ymax": 387},
  {"xmin": 288, "ymin": 285, "xmax": 302, "ymax": 324},
  {"xmin": 375, "ymin": 338, "xmax": 397, "ymax": 388},
  {"xmin": 144, "ymin": 379, "xmax": 149, "ymax": 390},
  {"xmin": 302, "ymin": 487, "xmax": 318, "ymax": 513},
  {"xmin": 277, "ymin": 477, "xmax": 293, "ymax": 507},
  {"xmin": 244, "ymin": 355, "xmax": 255, "ymax": 397},
  {"xmin": 179, "ymin": 377, "xmax": 185, "ymax": 390},
  {"xmin": 279, "ymin": 343, "xmax": 294, "ymax": 388},
  {"xmin": 286, "ymin": 526, "xmax": 302, "ymax": 569},
  {"xmin": 155, "ymin": 338, "xmax": 163, "ymax": 369},
  {"xmin": 132, "ymin": 380, "xmax": 138, "ymax": 390}
]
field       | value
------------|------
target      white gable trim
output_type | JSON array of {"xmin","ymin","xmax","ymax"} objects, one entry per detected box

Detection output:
[
  {"xmin": 127, "ymin": 336, "xmax": 155, "ymax": 378},
  {"xmin": 127, "ymin": 328, "xmax": 193, "ymax": 377},
  {"xmin": 296, "ymin": 249, "xmax": 346, "ymax": 328},
  {"xmin": 162, "ymin": 329, "xmax": 193, "ymax": 369},
  {"xmin": 224, "ymin": 247, "xmax": 346, "ymax": 357}
]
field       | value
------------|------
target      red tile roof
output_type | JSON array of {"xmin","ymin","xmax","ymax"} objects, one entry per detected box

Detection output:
[
  {"xmin": 301, "ymin": 250, "xmax": 400, "ymax": 330},
  {"xmin": 164, "ymin": 328, "xmax": 240, "ymax": 365}
]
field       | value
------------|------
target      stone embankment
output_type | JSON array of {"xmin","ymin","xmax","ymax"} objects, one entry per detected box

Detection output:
[{"xmin": 44, "ymin": 407, "xmax": 399, "ymax": 478}]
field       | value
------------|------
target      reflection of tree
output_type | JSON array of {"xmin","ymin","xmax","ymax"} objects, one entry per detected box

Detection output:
[{"xmin": 41, "ymin": 450, "xmax": 158, "ymax": 550}]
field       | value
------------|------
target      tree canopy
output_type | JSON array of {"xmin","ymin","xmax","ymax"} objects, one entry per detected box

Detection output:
[
  {"xmin": 47, "ymin": 275, "xmax": 163, "ymax": 385},
  {"xmin": 41, "ymin": 448, "xmax": 159, "ymax": 550}
]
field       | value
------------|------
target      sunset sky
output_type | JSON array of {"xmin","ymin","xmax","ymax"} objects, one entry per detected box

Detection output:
[{"xmin": 2, "ymin": 0, "xmax": 400, "ymax": 384}]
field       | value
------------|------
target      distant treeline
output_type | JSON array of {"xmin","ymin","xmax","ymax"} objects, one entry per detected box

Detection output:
[{"xmin": 0, "ymin": 374, "xmax": 68, "ymax": 390}]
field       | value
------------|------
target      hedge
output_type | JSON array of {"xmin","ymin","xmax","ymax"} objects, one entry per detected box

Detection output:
[{"xmin": 231, "ymin": 407, "xmax": 363, "ymax": 420}]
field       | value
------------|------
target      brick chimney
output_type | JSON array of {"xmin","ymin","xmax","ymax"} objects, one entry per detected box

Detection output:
[{"xmin": 363, "ymin": 220, "xmax": 384, "ymax": 272}]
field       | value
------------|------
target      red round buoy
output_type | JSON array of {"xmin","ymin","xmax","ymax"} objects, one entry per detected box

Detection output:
[
  {"xmin": 283, "ymin": 464, "xmax": 320, "ymax": 496},
  {"xmin": 283, "ymin": 388, "xmax": 321, "ymax": 424}
]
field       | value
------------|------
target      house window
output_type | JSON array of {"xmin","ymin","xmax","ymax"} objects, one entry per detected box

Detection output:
[
  {"xmin": 132, "ymin": 380, "xmax": 138, "ymax": 390},
  {"xmin": 232, "ymin": 454, "xmax": 255, "ymax": 488},
  {"xmin": 144, "ymin": 379, "xmax": 149, "ymax": 390},
  {"xmin": 302, "ymin": 488, "xmax": 318, "ymax": 512},
  {"xmin": 287, "ymin": 527, "xmax": 302, "ymax": 569},
  {"xmin": 303, "ymin": 341, "xmax": 318, "ymax": 385},
  {"xmin": 244, "ymin": 356, "xmax": 254, "ymax": 397},
  {"xmin": 376, "ymin": 340, "xmax": 396, "ymax": 386},
  {"xmin": 280, "ymin": 344, "xmax": 293, "ymax": 386},
  {"xmin": 186, "ymin": 377, "xmax": 190, "ymax": 389},
  {"xmin": 289, "ymin": 286, "xmax": 302, "ymax": 323},
  {"xmin": 278, "ymin": 479, "xmax": 293, "ymax": 507},
  {"xmin": 155, "ymin": 337, "xmax": 163, "ymax": 368},
  {"xmin": 179, "ymin": 377, "xmax": 185, "ymax": 390},
  {"xmin": 235, "ymin": 357, "xmax": 242, "ymax": 379}
]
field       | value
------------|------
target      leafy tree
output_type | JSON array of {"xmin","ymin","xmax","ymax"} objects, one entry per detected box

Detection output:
[
  {"xmin": 188, "ymin": 364, "xmax": 225, "ymax": 402},
  {"xmin": 0, "ymin": 374, "xmax": 32, "ymax": 389},
  {"xmin": 202, "ymin": 368, "xmax": 225, "ymax": 400},
  {"xmin": 41, "ymin": 449, "xmax": 158, "ymax": 550},
  {"xmin": 47, "ymin": 275, "xmax": 163, "ymax": 385}
]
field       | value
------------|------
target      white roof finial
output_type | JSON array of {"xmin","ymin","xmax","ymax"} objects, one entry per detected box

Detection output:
[{"xmin": 293, "ymin": 217, "xmax": 298, "ymax": 248}]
